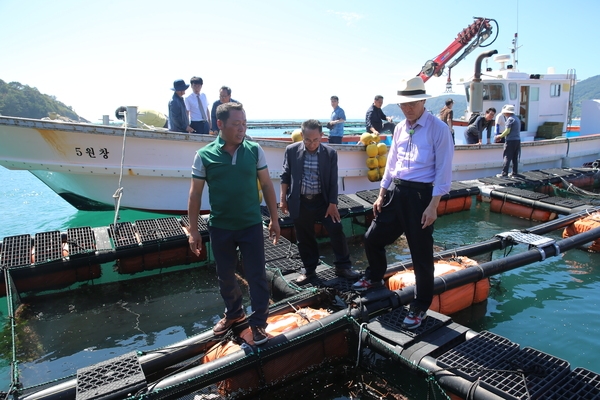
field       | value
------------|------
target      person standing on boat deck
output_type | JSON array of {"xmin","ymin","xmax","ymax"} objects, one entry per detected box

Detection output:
[
  {"xmin": 185, "ymin": 76, "xmax": 211, "ymax": 134},
  {"xmin": 464, "ymin": 108, "xmax": 496, "ymax": 145},
  {"xmin": 168, "ymin": 79, "xmax": 194, "ymax": 133},
  {"xmin": 439, "ymin": 98, "xmax": 455, "ymax": 144},
  {"xmin": 188, "ymin": 102, "xmax": 280, "ymax": 345},
  {"xmin": 280, "ymin": 119, "xmax": 360, "ymax": 285},
  {"xmin": 495, "ymin": 104, "xmax": 521, "ymax": 177},
  {"xmin": 353, "ymin": 77, "xmax": 454, "ymax": 330},
  {"xmin": 494, "ymin": 104, "xmax": 512, "ymax": 144},
  {"xmin": 210, "ymin": 86, "xmax": 238, "ymax": 134},
  {"xmin": 366, "ymin": 95, "xmax": 396, "ymax": 135},
  {"xmin": 327, "ymin": 96, "xmax": 346, "ymax": 144}
]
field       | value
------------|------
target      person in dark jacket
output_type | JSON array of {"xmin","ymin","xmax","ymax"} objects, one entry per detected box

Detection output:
[
  {"xmin": 366, "ymin": 95, "xmax": 395, "ymax": 134},
  {"xmin": 280, "ymin": 119, "xmax": 360, "ymax": 284},
  {"xmin": 168, "ymin": 79, "xmax": 194, "ymax": 133},
  {"xmin": 464, "ymin": 108, "xmax": 496, "ymax": 144}
]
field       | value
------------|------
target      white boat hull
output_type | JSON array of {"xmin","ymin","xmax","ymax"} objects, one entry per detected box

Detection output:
[{"xmin": 1, "ymin": 116, "xmax": 599, "ymax": 212}]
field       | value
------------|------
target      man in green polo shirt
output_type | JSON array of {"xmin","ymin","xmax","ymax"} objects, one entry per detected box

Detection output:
[{"xmin": 188, "ymin": 102, "xmax": 280, "ymax": 346}]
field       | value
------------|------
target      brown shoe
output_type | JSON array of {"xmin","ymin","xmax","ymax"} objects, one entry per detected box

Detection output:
[
  {"xmin": 213, "ymin": 314, "xmax": 246, "ymax": 336},
  {"xmin": 251, "ymin": 325, "xmax": 269, "ymax": 345}
]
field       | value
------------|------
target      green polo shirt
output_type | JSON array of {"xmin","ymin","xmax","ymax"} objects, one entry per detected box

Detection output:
[{"xmin": 192, "ymin": 136, "xmax": 266, "ymax": 230}]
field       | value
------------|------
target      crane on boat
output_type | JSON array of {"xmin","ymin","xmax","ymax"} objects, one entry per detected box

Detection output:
[{"xmin": 418, "ymin": 17, "xmax": 499, "ymax": 92}]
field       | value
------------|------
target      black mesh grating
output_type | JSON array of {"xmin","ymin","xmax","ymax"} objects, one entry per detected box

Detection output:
[
  {"xmin": 266, "ymin": 258, "xmax": 304, "ymax": 275},
  {"xmin": 356, "ymin": 189, "xmax": 379, "ymax": 205},
  {"xmin": 479, "ymin": 346, "xmax": 570, "ymax": 400},
  {"xmin": 134, "ymin": 217, "xmax": 186, "ymax": 244},
  {"xmin": 493, "ymin": 187, "xmax": 549, "ymax": 200},
  {"xmin": 337, "ymin": 194, "xmax": 365, "ymax": 213},
  {"xmin": 539, "ymin": 197, "xmax": 587, "ymax": 208},
  {"xmin": 109, "ymin": 222, "xmax": 139, "ymax": 250},
  {"xmin": 367, "ymin": 307, "xmax": 448, "ymax": 348},
  {"xmin": 34, "ymin": 231, "xmax": 63, "ymax": 264},
  {"xmin": 0, "ymin": 234, "xmax": 32, "ymax": 268},
  {"xmin": 436, "ymin": 331, "xmax": 520, "ymax": 380},
  {"xmin": 180, "ymin": 215, "xmax": 209, "ymax": 234},
  {"xmin": 67, "ymin": 227, "xmax": 97, "ymax": 258},
  {"xmin": 155, "ymin": 217, "xmax": 186, "ymax": 240},
  {"xmin": 76, "ymin": 352, "xmax": 146, "ymax": 400},
  {"xmin": 543, "ymin": 367, "xmax": 600, "ymax": 399}
]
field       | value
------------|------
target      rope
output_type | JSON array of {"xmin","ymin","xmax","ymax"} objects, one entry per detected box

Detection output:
[
  {"xmin": 112, "ymin": 111, "xmax": 130, "ymax": 228},
  {"xmin": 355, "ymin": 322, "xmax": 367, "ymax": 367}
]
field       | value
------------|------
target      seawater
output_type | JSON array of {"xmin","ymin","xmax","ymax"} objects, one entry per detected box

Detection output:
[{"xmin": 1, "ymin": 157, "xmax": 600, "ymax": 396}]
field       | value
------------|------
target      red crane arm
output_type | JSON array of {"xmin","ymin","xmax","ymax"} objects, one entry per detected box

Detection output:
[{"xmin": 418, "ymin": 18, "xmax": 494, "ymax": 83}]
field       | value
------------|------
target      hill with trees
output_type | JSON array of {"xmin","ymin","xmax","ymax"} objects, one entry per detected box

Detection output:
[
  {"xmin": 0, "ymin": 79, "xmax": 87, "ymax": 122},
  {"xmin": 383, "ymin": 94, "xmax": 467, "ymax": 120},
  {"xmin": 573, "ymin": 75, "xmax": 600, "ymax": 118}
]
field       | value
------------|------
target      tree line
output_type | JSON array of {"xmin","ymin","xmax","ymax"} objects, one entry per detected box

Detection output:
[{"xmin": 0, "ymin": 79, "xmax": 87, "ymax": 121}]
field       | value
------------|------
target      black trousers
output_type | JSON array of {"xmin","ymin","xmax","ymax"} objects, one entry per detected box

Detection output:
[
  {"xmin": 293, "ymin": 195, "xmax": 351, "ymax": 273},
  {"xmin": 363, "ymin": 183, "xmax": 435, "ymax": 311},
  {"xmin": 190, "ymin": 120, "xmax": 210, "ymax": 134},
  {"xmin": 501, "ymin": 140, "xmax": 521, "ymax": 175}
]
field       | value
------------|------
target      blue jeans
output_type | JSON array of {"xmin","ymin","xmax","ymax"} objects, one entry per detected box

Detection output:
[{"xmin": 208, "ymin": 223, "xmax": 269, "ymax": 327}]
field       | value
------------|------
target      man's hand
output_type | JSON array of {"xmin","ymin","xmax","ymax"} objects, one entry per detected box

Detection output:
[
  {"xmin": 372, "ymin": 195, "xmax": 384, "ymax": 217},
  {"xmin": 324, "ymin": 203, "xmax": 341, "ymax": 223},
  {"xmin": 268, "ymin": 219, "xmax": 280, "ymax": 244},
  {"xmin": 186, "ymin": 126, "xmax": 195, "ymax": 133},
  {"xmin": 280, "ymin": 198, "xmax": 288, "ymax": 215},
  {"xmin": 188, "ymin": 231, "xmax": 203, "ymax": 255},
  {"xmin": 421, "ymin": 204, "xmax": 438, "ymax": 228}
]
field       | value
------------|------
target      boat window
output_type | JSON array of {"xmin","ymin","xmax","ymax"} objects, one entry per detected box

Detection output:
[
  {"xmin": 509, "ymin": 83, "xmax": 518, "ymax": 100},
  {"xmin": 550, "ymin": 83, "xmax": 561, "ymax": 97},
  {"xmin": 482, "ymin": 84, "xmax": 504, "ymax": 101},
  {"xmin": 530, "ymin": 87, "xmax": 539, "ymax": 101}
]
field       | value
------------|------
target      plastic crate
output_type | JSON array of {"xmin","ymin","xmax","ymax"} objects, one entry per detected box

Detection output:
[
  {"xmin": 436, "ymin": 331, "xmax": 519, "ymax": 380},
  {"xmin": 479, "ymin": 346, "xmax": 570, "ymax": 400},
  {"xmin": 540, "ymin": 367, "xmax": 600, "ymax": 399}
]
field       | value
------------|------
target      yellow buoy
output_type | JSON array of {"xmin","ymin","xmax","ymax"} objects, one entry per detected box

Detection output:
[
  {"xmin": 366, "ymin": 143, "xmax": 378, "ymax": 158},
  {"xmin": 291, "ymin": 129, "xmax": 303, "ymax": 142},
  {"xmin": 367, "ymin": 168, "xmax": 380, "ymax": 182},
  {"xmin": 377, "ymin": 143, "xmax": 388, "ymax": 155},
  {"xmin": 366, "ymin": 157, "xmax": 379, "ymax": 169},
  {"xmin": 377, "ymin": 154, "xmax": 387, "ymax": 167},
  {"xmin": 360, "ymin": 132, "xmax": 374, "ymax": 146}
]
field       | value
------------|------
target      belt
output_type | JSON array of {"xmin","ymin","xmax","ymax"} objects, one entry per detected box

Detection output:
[
  {"xmin": 301, "ymin": 193, "xmax": 322, "ymax": 200},
  {"xmin": 393, "ymin": 178, "xmax": 433, "ymax": 189}
]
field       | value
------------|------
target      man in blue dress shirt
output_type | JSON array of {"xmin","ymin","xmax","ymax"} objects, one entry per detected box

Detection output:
[{"xmin": 327, "ymin": 96, "xmax": 346, "ymax": 144}]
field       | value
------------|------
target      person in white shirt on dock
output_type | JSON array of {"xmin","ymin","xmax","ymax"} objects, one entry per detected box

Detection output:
[{"xmin": 185, "ymin": 76, "xmax": 211, "ymax": 134}]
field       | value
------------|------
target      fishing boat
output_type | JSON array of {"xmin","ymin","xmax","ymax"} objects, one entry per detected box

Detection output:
[{"xmin": 1, "ymin": 19, "xmax": 600, "ymax": 213}]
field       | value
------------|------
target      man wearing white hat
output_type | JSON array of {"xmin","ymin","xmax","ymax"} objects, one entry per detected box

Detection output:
[
  {"xmin": 353, "ymin": 77, "xmax": 454, "ymax": 330},
  {"xmin": 495, "ymin": 104, "xmax": 521, "ymax": 177}
]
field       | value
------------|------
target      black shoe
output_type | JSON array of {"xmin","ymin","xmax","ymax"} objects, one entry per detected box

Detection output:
[
  {"xmin": 335, "ymin": 268, "xmax": 360, "ymax": 279},
  {"xmin": 295, "ymin": 271, "xmax": 316, "ymax": 285},
  {"xmin": 251, "ymin": 326, "xmax": 269, "ymax": 345}
]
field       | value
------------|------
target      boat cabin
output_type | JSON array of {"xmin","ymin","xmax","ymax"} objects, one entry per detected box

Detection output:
[{"xmin": 463, "ymin": 54, "xmax": 576, "ymax": 142}]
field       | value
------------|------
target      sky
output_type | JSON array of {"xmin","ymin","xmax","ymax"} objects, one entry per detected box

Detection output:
[{"xmin": 1, "ymin": 0, "xmax": 598, "ymax": 122}]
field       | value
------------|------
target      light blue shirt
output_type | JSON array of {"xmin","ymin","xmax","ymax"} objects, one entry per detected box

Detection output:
[
  {"xmin": 330, "ymin": 106, "xmax": 346, "ymax": 137},
  {"xmin": 381, "ymin": 109, "xmax": 454, "ymax": 197}
]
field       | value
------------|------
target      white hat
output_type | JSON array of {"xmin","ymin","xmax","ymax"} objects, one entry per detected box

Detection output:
[
  {"xmin": 397, "ymin": 77, "xmax": 432, "ymax": 103},
  {"xmin": 502, "ymin": 104, "xmax": 515, "ymax": 114}
]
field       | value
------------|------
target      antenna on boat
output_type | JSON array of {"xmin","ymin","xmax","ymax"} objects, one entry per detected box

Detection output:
[{"xmin": 511, "ymin": 33, "xmax": 520, "ymax": 71}]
